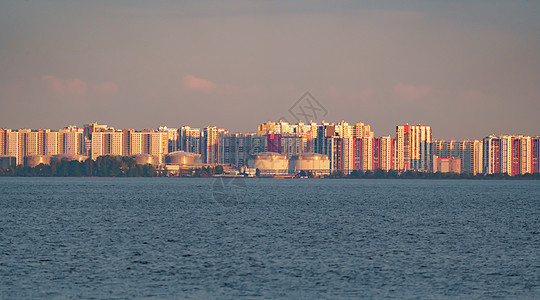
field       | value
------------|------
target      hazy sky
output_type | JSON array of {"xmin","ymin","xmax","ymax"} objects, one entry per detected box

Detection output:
[{"xmin": 1, "ymin": 0, "xmax": 539, "ymax": 139}]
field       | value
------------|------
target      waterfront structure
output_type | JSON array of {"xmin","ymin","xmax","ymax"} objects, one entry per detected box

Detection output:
[
  {"xmin": 0, "ymin": 129, "xmax": 20, "ymax": 164},
  {"xmin": 88, "ymin": 126, "xmax": 168, "ymax": 161},
  {"xmin": 1, "ymin": 127, "xmax": 84, "ymax": 165},
  {"xmin": 395, "ymin": 125, "xmax": 432, "ymax": 172},
  {"xmin": 0, "ymin": 155, "xmax": 16, "ymax": 169},
  {"xmin": 483, "ymin": 135, "xmax": 533, "ymax": 175},
  {"xmin": 352, "ymin": 137, "xmax": 374, "ymax": 171},
  {"xmin": 258, "ymin": 120, "xmax": 317, "ymax": 135},
  {"xmin": 431, "ymin": 139, "xmax": 483, "ymax": 175},
  {"xmin": 221, "ymin": 133, "xmax": 267, "ymax": 166},
  {"xmin": 266, "ymin": 132, "xmax": 313, "ymax": 158},
  {"xmin": 179, "ymin": 126, "xmax": 201, "ymax": 154},
  {"xmin": 533, "ymin": 137, "xmax": 540, "ymax": 173},
  {"xmin": 26, "ymin": 155, "xmax": 52, "ymax": 168},
  {"xmin": 374, "ymin": 136, "xmax": 393, "ymax": 171},
  {"xmin": 132, "ymin": 154, "xmax": 160, "ymax": 167},
  {"xmin": 249, "ymin": 152, "xmax": 289, "ymax": 176},
  {"xmin": 432, "ymin": 156, "xmax": 461, "ymax": 173},
  {"xmin": 202, "ymin": 126, "xmax": 227, "ymax": 164},
  {"xmin": 59, "ymin": 126, "xmax": 84, "ymax": 155},
  {"xmin": 289, "ymin": 153, "xmax": 331, "ymax": 176},
  {"xmin": 159, "ymin": 126, "xmax": 179, "ymax": 153},
  {"xmin": 1, "ymin": 121, "xmax": 539, "ymax": 177},
  {"xmin": 432, "ymin": 139, "xmax": 459, "ymax": 159},
  {"xmin": 458, "ymin": 139, "xmax": 483, "ymax": 175}
]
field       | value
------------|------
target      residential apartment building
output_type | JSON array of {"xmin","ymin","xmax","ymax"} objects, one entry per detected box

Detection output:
[
  {"xmin": 395, "ymin": 125, "xmax": 432, "ymax": 172},
  {"xmin": 458, "ymin": 139, "xmax": 483, "ymax": 175},
  {"xmin": 483, "ymin": 135, "xmax": 533, "ymax": 175}
]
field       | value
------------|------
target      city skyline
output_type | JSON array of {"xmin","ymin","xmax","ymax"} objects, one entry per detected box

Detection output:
[
  {"xmin": 1, "ymin": 118, "xmax": 538, "ymax": 141},
  {"xmin": 2, "ymin": 120, "xmax": 539, "ymax": 176},
  {"xmin": 1, "ymin": 1, "xmax": 539, "ymax": 140}
]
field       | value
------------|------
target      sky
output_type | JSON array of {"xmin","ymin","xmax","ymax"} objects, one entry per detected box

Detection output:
[{"xmin": 1, "ymin": 0, "xmax": 539, "ymax": 139}]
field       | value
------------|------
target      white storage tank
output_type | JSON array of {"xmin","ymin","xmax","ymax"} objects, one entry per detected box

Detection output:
[
  {"xmin": 251, "ymin": 152, "xmax": 289, "ymax": 175},
  {"xmin": 132, "ymin": 154, "xmax": 160, "ymax": 166},
  {"xmin": 166, "ymin": 151, "xmax": 201, "ymax": 166},
  {"xmin": 26, "ymin": 155, "xmax": 52, "ymax": 168},
  {"xmin": 52, "ymin": 154, "xmax": 88, "ymax": 162},
  {"xmin": 290, "ymin": 153, "xmax": 330, "ymax": 175}
]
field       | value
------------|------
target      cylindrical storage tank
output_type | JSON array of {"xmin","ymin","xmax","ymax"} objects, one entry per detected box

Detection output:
[
  {"xmin": 253, "ymin": 152, "xmax": 289, "ymax": 175},
  {"xmin": 291, "ymin": 153, "xmax": 330, "ymax": 174},
  {"xmin": 132, "ymin": 154, "xmax": 160, "ymax": 166},
  {"xmin": 167, "ymin": 151, "xmax": 200, "ymax": 166},
  {"xmin": 26, "ymin": 155, "xmax": 52, "ymax": 168},
  {"xmin": 52, "ymin": 154, "xmax": 88, "ymax": 162}
]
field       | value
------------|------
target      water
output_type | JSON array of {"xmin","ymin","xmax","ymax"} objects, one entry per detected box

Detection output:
[{"xmin": 0, "ymin": 178, "xmax": 539, "ymax": 299}]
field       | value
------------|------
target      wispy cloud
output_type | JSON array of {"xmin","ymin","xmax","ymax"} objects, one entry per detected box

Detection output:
[
  {"xmin": 181, "ymin": 75, "xmax": 216, "ymax": 93},
  {"xmin": 181, "ymin": 74, "xmax": 257, "ymax": 95},
  {"xmin": 42, "ymin": 75, "xmax": 88, "ymax": 96},
  {"xmin": 42, "ymin": 75, "xmax": 118, "ymax": 97},
  {"xmin": 394, "ymin": 83, "xmax": 432, "ymax": 101}
]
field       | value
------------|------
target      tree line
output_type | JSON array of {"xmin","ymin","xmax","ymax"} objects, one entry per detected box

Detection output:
[
  {"xmin": 2, "ymin": 157, "xmax": 539, "ymax": 179},
  {"xmin": 0, "ymin": 156, "xmax": 157, "ymax": 177},
  {"xmin": 327, "ymin": 169, "xmax": 540, "ymax": 179}
]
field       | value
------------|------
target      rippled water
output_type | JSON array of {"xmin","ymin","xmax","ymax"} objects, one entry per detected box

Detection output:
[{"xmin": 0, "ymin": 178, "xmax": 539, "ymax": 299}]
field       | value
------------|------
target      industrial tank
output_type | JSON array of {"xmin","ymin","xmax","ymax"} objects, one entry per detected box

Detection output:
[
  {"xmin": 252, "ymin": 152, "xmax": 289, "ymax": 175},
  {"xmin": 52, "ymin": 154, "xmax": 88, "ymax": 162},
  {"xmin": 132, "ymin": 154, "xmax": 160, "ymax": 166},
  {"xmin": 166, "ymin": 151, "xmax": 201, "ymax": 166},
  {"xmin": 290, "ymin": 153, "xmax": 330, "ymax": 174},
  {"xmin": 26, "ymin": 155, "xmax": 52, "ymax": 168}
]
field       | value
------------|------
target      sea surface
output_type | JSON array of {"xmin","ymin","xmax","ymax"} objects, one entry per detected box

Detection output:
[{"xmin": 0, "ymin": 177, "xmax": 539, "ymax": 299}]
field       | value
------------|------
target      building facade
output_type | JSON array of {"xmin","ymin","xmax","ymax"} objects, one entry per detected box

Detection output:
[{"xmin": 395, "ymin": 125, "xmax": 432, "ymax": 172}]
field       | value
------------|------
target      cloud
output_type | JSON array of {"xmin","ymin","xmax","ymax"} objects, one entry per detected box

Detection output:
[
  {"xmin": 180, "ymin": 74, "xmax": 258, "ymax": 96},
  {"xmin": 181, "ymin": 75, "xmax": 216, "ymax": 93},
  {"xmin": 42, "ymin": 75, "xmax": 88, "ymax": 96},
  {"xmin": 394, "ymin": 83, "xmax": 432, "ymax": 101},
  {"xmin": 42, "ymin": 75, "xmax": 118, "ymax": 97},
  {"xmin": 92, "ymin": 81, "xmax": 119, "ymax": 95}
]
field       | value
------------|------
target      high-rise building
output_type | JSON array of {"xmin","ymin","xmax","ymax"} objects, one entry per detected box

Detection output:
[
  {"xmin": 258, "ymin": 120, "xmax": 300, "ymax": 135},
  {"xmin": 266, "ymin": 132, "xmax": 312, "ymax": 158},
  {"xmin": 432, "ymin": 156, "xmax": 461, "ymax": 173},
  {"xmin": 483, "ymin": 135, "xmax": 533, "ymax": 175},
  {"xmin": 360, "ymin": 137, "xmax": 374, "ymax": 171},
  {"xmin": 44, "ymin": 131, "xmax": 58, "ymax": 156},
  {"xmin": 58, "ymin": 126, "xmax": 84, "ymax": 155},
  {"xmin": 202, "ymin": 126, "xmax": 226, "ymax": 164},
  {"xmin": 374, "ymin": 136, "xmax": 393, "ymax": 171},
  {"xmin": 0, "ymin": 129, "xmax": 6, "ymax": 156},
  {"xmin": 533, "ymin": 137, "xmax": 540, "ymax": 174},
  {"xmin": 90, "ymin": 131, "xmax": 125, "ymax": 159},
  {"xmin": 159, "ymin": 126, "xmax": 179, "ymax": 153},
  {"xmin": 354, "ymin": 122, "xmax": 374, "ymax": 139},
  {"xmin": 515, "ymin": 136, "xmax": 532, "ymax": 175},
  {"xmin": 130, "ymin": 132, "xmax": 143, "ymax": 155},
  {"xmin": 6, "ymin": 130, "xmax": 20, "ymax": 165},
  {"xmin": 179, "ymin": 126, "xmax": 201, "ymax": 154},
  {"xmin": 395, "ymin": 125, "xmax": 432, "ymax": 172},
  {"xmin": 330, "ymin": 137, "xmax": 354, "ymax": 173},
  {"xmin": 458, "ymin": 139, "xmax": 483, "ymax": 175},
  {"xmin": 432, "ymin": 139, "xmax": 459, "ymax": 159}
]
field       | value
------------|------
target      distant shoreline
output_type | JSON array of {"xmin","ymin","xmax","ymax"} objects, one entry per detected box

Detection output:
[{"xmin": 1, "ymin": 174, "xmax": 539, "ymax": 180}]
